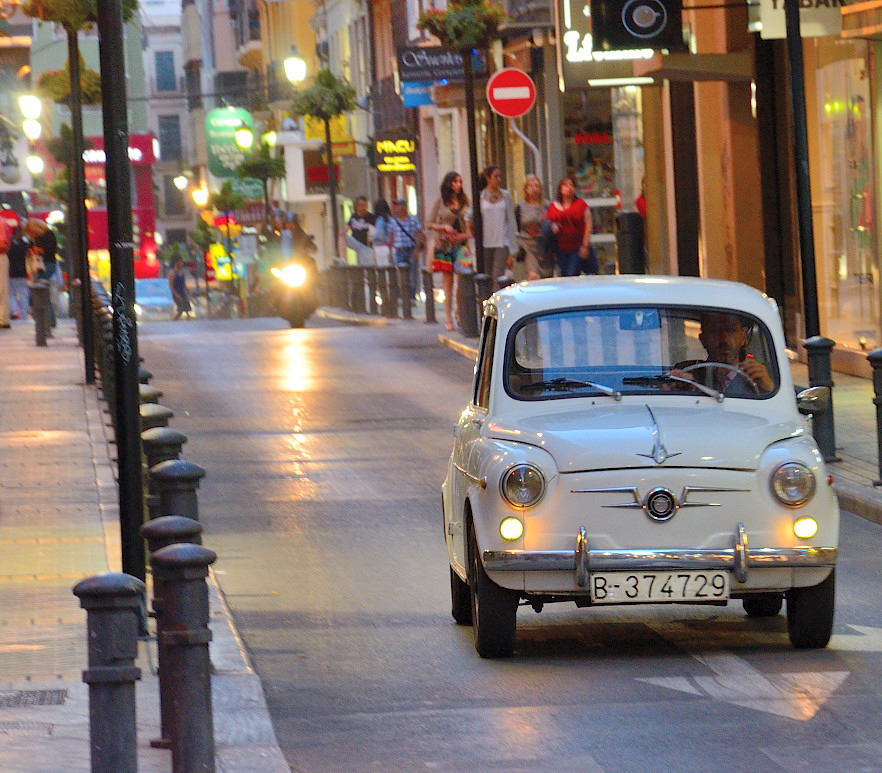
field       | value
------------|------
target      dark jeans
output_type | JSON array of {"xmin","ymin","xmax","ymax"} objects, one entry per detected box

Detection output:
[
  {"xmin": 556, "ymin": 247, "xmax": 598, "ymax": 277},
  {"xmin": 395, "ymin": 247, "xmax": 418, "ymax": 298}
]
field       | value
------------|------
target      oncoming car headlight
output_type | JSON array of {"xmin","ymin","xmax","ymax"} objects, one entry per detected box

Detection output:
[
  {"xmin": 271, "ymin": 264, "xmax": 307, "ymax": 287},
  {"xmin": 500, "ymin": 463, "xmax": 545, "ymax": 508},
  {"xmin": 771, "ymin": 462, "xmax": 816, "ymax": 507}
]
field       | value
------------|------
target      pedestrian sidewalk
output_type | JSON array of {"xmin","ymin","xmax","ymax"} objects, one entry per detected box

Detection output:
[{"xmin": 0, "ymin": 318, "xmax": 288, "ymax": 772}]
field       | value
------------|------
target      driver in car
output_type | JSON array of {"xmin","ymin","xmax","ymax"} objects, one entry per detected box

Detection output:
[{"xmin": 671, "ymin": 312, "xmax": 774, "ymax": 395}]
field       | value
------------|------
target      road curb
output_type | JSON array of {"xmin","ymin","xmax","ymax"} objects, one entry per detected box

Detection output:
[{"xmin": 315, "ymin": 307, "xmax": 388, "ymax": 326}]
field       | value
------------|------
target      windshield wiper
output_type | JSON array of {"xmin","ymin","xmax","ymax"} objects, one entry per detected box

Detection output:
[
  {"xmin": 527, "ymin": 377, "xmax": 622, "ymax": 401},
  {"xmin": 622, "ymin": 374, "xmax": 724, "ymax": 402}
]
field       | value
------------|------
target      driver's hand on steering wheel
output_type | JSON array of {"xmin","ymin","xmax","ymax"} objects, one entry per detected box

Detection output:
[{"xmin": 738, "ymin": 357, "xmax": 774, "ymax": 392}]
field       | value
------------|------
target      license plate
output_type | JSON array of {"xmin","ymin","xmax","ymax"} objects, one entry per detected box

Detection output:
[{"xmin": 589, "ymin": 571, "xmax": 729, "ymax": 604}]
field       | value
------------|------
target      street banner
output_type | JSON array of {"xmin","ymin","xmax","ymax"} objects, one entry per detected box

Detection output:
[
  {"xmin": 402, "ymin": 81, "xmax": 434, "ymax": 107},
  {"xmin": 397, "ymin": 46, "xmax": 487, "ymax": 83},
  {"xmin": 759, "ymin": 0, "xmax": 848, "ymax": 39}
]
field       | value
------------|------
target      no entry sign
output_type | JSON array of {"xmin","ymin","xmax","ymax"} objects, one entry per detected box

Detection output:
[{"xmin": 486, "ymin": 68, "xmax": 536, "ymax": 119}]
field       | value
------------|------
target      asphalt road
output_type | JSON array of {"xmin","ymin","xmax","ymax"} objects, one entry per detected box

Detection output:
[{"xmin": 139, "ymin": 316, "xmax": 882, "ymax": 773}]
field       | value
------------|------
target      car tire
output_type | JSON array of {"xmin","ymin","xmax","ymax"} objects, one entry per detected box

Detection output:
[
  {"xmin": 742, "ymin": 593, "xmax": 783, "ymax": 617},
  {"xmin": 450, "ymin": 566, "xmax": 472, "ymax": 625},
  {"xmin": 468, "ymin": 523, "xmax": 518, "ymax": 658},
  {"xmin": 786, "ymin": 569, "xmax": 835, "ymax": 649}
]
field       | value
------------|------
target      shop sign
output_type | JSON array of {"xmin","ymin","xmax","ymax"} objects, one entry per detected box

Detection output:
[
  {"xmin": 558, "ymin": 0, "xmax": 656, "ymax": 86},
  {"xmin": 759, "ymin": 0, "xmax": 849, "ymax": 39},
  {"xmin": 303, "ymin": 149, "xmax": 339, "ymax": 195},
  {"xmin": 402, "ymin": 81, "xmax": 434, "ymax": 107},
  {"xmin": 573, "ymin": 130, "xmax": 613, "ymax": 144},
  {"xmin": 206, "ymin": 107, "xmax": 253, "ymax": 178},
  {"xmin": 588, "ymin": 0, "xmax": 686, "ymax": 52},
  {"xmin": 374, "ymin": 137, "xmax": 417, "ymax": 174},
  {"xmin": 230, "ymin": 177, "xmax": 264, "ymax": 201},
  {"xmin": 397, "ymin": 46, "xmax": 487, "ymax": 83}
]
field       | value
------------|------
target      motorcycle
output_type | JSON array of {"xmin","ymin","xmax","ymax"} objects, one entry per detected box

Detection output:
[{"xmin": 269, "ymin": 253, "xmax": 318, "ymax": 328}]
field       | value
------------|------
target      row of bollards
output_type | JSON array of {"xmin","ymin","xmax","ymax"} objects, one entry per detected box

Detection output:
[{"xmin": 77, "ymin": 338, "xmax": 216, "ymax": 773}]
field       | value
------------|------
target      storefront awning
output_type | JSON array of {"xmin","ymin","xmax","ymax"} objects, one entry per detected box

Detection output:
[{"xmin": 633, "ymin": 51, "xmax": 753, "ymax": 82}]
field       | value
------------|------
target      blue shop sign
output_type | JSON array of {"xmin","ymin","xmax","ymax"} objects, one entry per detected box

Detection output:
[{"xmin": 402, "ymin": 81, "xmax": 434, "ymax": 108}]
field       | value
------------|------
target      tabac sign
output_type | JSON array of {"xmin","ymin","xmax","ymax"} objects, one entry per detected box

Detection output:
[
  {"xmin": 374, "ymin": 137, "xmax": 417, "ymax": 174},
  {"xmin": 759, "ymin": 0, "xmax": 850, "ymax": 38}
]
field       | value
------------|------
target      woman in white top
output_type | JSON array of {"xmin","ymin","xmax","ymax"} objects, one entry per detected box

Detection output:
[{"xmin": 479, "ymin": 165, "xmax": 518, "ymax": 291}]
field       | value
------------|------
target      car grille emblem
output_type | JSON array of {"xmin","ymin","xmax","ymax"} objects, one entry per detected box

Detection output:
[{"xmin": 645, "ymin": 487, "xmax": 677, "ymax": 521}]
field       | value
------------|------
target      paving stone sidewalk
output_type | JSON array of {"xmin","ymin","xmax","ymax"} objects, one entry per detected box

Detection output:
[{"xmin": 0, "ymin": 318, "xmax": 288, "ymax": 772}]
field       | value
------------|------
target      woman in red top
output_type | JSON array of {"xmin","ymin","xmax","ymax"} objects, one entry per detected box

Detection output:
[{"xmin": 544, "ymin": 176, "xmax": 595, "ymax": 277}]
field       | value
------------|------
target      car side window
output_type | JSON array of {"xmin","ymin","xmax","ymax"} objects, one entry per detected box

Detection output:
[{"xmin": 473, "ymin": 314, "xmax": 497, "ymax": 410}]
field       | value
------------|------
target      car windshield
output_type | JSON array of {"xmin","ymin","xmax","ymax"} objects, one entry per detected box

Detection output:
[{"xmin": 506, "ymin": 306, "xmax": 779, "ymax": 401}]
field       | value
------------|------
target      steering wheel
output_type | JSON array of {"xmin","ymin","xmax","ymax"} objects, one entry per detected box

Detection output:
[{"xmin": 680, "ymin": 361, "xmax": 760, "ymax": 394}]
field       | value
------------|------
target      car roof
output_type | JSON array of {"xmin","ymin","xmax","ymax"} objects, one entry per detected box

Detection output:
[{"xmin": 490, "ymin": 275, "xmax": 778, "ymax": 325}]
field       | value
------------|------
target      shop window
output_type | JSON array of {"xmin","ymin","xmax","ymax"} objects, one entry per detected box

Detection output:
[
  {"xmin": 163, "ymin": 176, "xmax": 186, "ymax": 217},
  {"xmin": 813, "ymin": 39, "xmax": 878, "ymax": 351}
]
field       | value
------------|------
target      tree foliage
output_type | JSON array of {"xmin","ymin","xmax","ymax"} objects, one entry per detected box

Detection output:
[
  {"xmin": 238, "ymin": 142, "xmax": 286, "ymax": 185},
  {"xmin": 22, "ymin": 0, "xmax": 138, "ymax": 30},
  {"xmin": 210, "ymin": 180, "xmax": 246, "ymax": 215},
  {"xmin": 37, "ymin": 53, "xmax": 102, "ymax": 105},
  {"xmin": 417, "ymin": 0, "xmax": 506, "ymax": 50},
  {"xmin": 290, "ymin": 69, "xmax": 357, "ymax": 123},
  {"xmin": 45, "ymin": 123, "xmax": 91, "ymax": 166}
]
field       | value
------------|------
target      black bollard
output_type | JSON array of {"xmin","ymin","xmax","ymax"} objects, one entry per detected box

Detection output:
[
  {"xmin": 805, "ymin": 336, "xmax": 838, "ymax": 462},
  {"xmin": 72, "ymin": 573, "xmax": 145, "ymax": 773},
  {"xmin": 140, "ymin": 517, "xmax": 204, "ymax": 749},
  {"xmin": 398, "ymin": 265, "xmax": 412, "ymax": 320},
  {"xmin": 385, "ymin": 266, "xmax": 399, "ymax": 318},
  {"xmin": 150, "ymin": 543, "xmax": 217, "ymax": 773},
  {"xmin": 141, "ymin": 428, "xmax": 188, "ymax": 521},
  {"xmin": 31, "ymin": 280, "xmax": 51, "ymax": 346},
  {"xmin": 139, "ymin": 384, "xmax": 163, "ymax": 405},
  {"xmin": 150, "ymin": 459, "xmax": 206, "ymax": 521},
  {"xmin": 352, "ymin": 266, "xmax": 367, "ymax": 314},
  {"xmin": 422, "ymin": 269, "xmax": 436, "ymax": 324},
  {"xmin": 867, "ymin": 348, "xmax": 882, "ymax": 484},
  {"xmin": 458, "ymin": 272, "xmax": 479, "ymax": 338},
  {"xmin": 140, "ymin": 403, "xmax": 174, "ymax": 433},
  {"xmin": 367, "ymin": 267, "xmax": 378, "ymax": 315},
  {"xmin": 376, "ymin": 266, "xmax": 390, "ymax": 316},
  {"xmin": 139, "ymin": 366, "xmax": 153, "ymax": 385}
]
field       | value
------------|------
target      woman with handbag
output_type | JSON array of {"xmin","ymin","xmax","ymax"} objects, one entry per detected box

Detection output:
[
  {"xmin": 544, "ymin": 176, "xmax": 596, "ymax": 277},
  {"xmin": 427, "ymin": 171, "xmax": 472, "ymax": 332},
  {"xmin": 479, "ymin": 165, "xmax": 518, "ymax": 290},
  {"xmin": 514, "ymin": 175, "xmax": 552, "ymax": 281}
]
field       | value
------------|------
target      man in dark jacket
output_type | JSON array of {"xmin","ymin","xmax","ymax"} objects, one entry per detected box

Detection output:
[{"xmin": 7, "ymin": 227, "xmax": 28, "ymax": 321}]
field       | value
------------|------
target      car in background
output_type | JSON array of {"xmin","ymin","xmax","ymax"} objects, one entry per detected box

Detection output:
[
  {"xmin": 134, "ymin": 278, "xmax": 175, "ymax": 320},
  {"xmin": 442, "ymin": 276, "xmax": 839, "ymax": 658}
]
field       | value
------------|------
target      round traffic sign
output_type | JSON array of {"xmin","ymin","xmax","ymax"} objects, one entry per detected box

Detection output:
[{"xmin": 486, "ymin": 68, "xmax": 536, "ymax": 119}]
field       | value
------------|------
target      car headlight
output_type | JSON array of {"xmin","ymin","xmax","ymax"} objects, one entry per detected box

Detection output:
[
  {"xmin": 271, "ymin": 264, "xmax": 307, "ymax": 287},
  {"xmin": 500, "ymin": 463, "xmax": 545, "ymax": 508},
  {"xmin": 499, "ymin": 517, "xmax": 524, "ymax": 540},
  {"xmin": 771, "ymin": 462, "xmax": 816, "ymax": 507}
]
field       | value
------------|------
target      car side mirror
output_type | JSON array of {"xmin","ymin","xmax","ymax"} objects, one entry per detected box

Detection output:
[{"xmin": 796, "ymin": 385, "xmax": 830, "ymax": 416}]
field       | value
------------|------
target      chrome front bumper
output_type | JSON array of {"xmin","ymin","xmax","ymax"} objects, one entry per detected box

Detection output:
[{"xmin": 482, "ymin": 524, "xmax": 837, "ymax": 588}]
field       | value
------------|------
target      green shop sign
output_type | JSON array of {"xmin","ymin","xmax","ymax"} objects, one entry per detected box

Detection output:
[{"xmin": 205, "ymin": 107, "xmax": 263, "ymax": 201}]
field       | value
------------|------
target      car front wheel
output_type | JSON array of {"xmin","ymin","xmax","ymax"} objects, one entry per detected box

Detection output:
[
  {"xmin": 468, "ymin": 523, "xmax": 518, "ymax": 658},
  {"xmin": 786, "ymin": 569, "xmax": 835, "ymax": 649}
]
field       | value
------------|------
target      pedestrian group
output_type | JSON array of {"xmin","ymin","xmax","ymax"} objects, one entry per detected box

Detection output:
[{"xmin": 342, "ymin": 168, "xmax": 598, "ymax": 333}]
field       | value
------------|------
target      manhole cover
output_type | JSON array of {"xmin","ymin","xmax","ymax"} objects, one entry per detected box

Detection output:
[
  {"xmin": 0, "ymin": 689, "xmax": 67, "ymax": 708},
  {"xmin": 0, "ymin": 721, "xmax": 55, "ymax": 736}
]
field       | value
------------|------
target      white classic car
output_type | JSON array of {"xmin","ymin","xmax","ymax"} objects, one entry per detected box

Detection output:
[{"xmin": 442, "ymin": 276, "xmax": 839, "ymax": 658}]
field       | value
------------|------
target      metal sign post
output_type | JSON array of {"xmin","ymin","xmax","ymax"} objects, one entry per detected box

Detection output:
[{"xmin": 97, "ymin": 0, "xmax": 145, "ymax": 582}]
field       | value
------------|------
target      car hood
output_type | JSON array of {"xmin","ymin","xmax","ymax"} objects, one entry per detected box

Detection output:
[{"xmin": 486, "ymin": 403, "xmax": 805, "ymax": 472}]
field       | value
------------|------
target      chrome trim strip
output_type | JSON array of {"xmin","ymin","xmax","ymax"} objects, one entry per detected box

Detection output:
[
  {"xmin": 453, "ymin": 463, "xmax": 486, "ymax": 488},
  {"xmin": 482, "ymin": 546, "xmax": 837, "ymax": 572}
]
